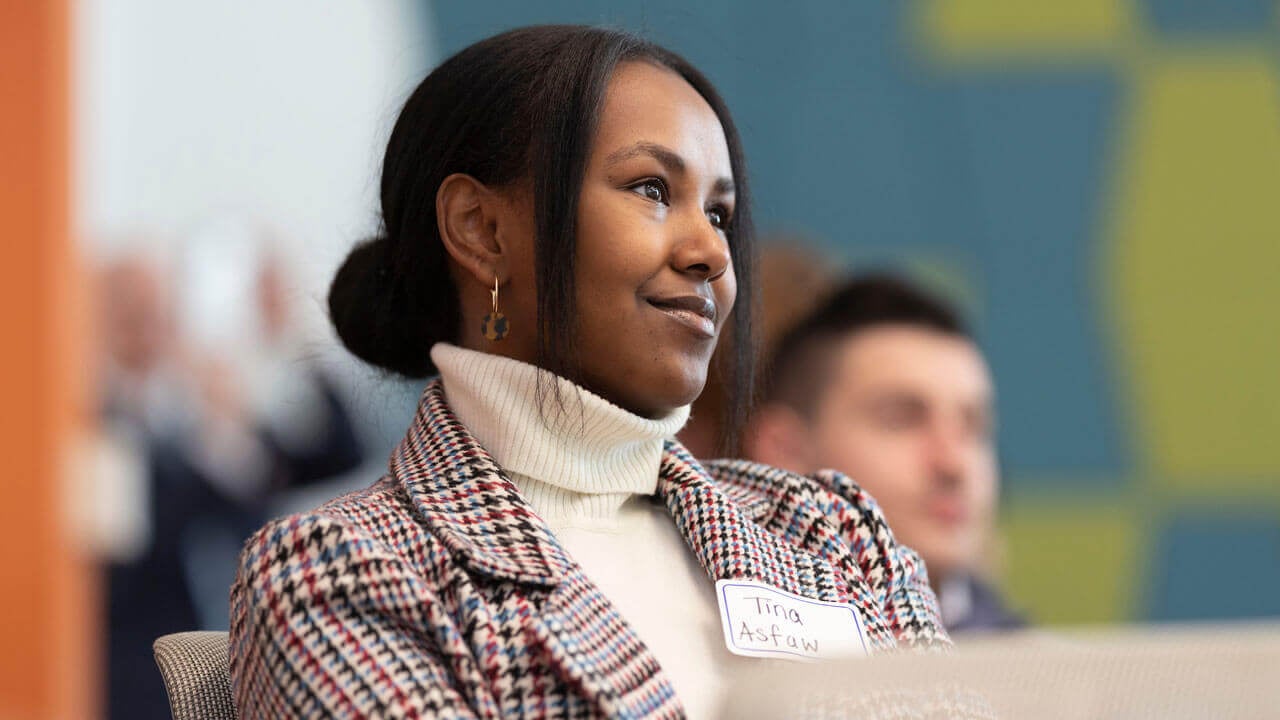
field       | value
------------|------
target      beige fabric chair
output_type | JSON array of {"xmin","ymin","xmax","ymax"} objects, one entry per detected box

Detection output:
[
  {"xmin": 154, "ymin": 623, "xmax": 1280, "ymax": 719},
  {"xmin": 153, "ymin": 631, "xmax": 237, "ymax": 720},
  {"xmin": 721, "ymin": 622, "xmax": 1280, "ymax": 719}
]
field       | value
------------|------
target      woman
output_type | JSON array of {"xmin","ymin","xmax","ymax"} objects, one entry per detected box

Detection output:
[{"xmin": 230, "ymin": 25, "xmax": 948, "ymax": 720}]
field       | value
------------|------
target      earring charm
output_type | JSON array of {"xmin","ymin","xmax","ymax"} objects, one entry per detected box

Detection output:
[{"xmin": 481, "ymin": 276, "xmax": 509, "ymax": 341}]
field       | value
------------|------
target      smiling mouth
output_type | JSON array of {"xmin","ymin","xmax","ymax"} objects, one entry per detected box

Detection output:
[{"xmin": 646, "ymin": 295, "xmax": 717, "ymax": 338}]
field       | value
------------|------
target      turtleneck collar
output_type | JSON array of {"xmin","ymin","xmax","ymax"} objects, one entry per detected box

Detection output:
[{"xmin": 430, "ymin": 343, "xmax": 690, "ymax": 524}]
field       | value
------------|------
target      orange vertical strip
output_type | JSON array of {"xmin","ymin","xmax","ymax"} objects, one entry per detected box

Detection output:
[{"xmin": 0, "ymin": 0, "xmax": 97, "ymax": 718}]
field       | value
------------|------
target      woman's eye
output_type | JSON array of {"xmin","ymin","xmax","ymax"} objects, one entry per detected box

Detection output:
[
  {"xmin": 630, "ymin": 179, "xmax": 668, "ymax": 204},
  {"xmin": 707, "ymin": 206, "xmax": 730, "ymax": 230}
]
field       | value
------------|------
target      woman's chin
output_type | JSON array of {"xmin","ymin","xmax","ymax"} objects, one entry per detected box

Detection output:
[
  {"xmin": 643, "ymin": 367, "xmax": 706, "ymax": 415},
  {"xmin": 582, "ymin": 358, "xmax": 708, "ymax": 419}
]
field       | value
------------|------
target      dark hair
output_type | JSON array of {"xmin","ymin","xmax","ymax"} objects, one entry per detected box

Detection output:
[
  {"xmin": 764, "ymin": 273, "xmax": 968, "ymax": 416},
  {"xmin": 328, "ymin": 25, "xmax": 756, "ymax": 434}
]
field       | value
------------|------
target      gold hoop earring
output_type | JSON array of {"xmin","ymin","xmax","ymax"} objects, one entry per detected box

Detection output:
[{"xmin": 481, "ymin": 276, "xmax": 509, "ymax": 341}]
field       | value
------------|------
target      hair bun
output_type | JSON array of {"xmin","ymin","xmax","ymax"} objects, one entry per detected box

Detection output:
[{"xmin": 328, "ymin": 234, "xmax": 441, "ymax": 378}]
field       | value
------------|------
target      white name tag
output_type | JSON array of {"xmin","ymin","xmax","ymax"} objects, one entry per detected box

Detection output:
[{"xmin": 716, "ymin": 579, "xmax": 869, "ymax": 661}]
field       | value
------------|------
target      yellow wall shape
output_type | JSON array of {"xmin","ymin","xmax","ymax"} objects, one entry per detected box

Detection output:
[
  {"xmin": 1106, "ymin": 49, "xmax": 1280, "ymax": 487},
  {"xmin": 1001, "ymin": 500, "xmax": 1141, "ymax": 624},
  {"xmin": 916, "ymin": 0, "xmax": 1131, "ymax": 61}
]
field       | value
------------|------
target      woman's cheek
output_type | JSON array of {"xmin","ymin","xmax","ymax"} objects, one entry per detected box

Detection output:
[{"xmin": 716, "ymin": 273, "xmax": 737, "ymax": 331}]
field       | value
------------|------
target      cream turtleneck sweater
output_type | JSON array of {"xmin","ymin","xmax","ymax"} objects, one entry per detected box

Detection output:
[{"xmin": 431, "ymin": 343, "xmax": 746, "ymax": 718}]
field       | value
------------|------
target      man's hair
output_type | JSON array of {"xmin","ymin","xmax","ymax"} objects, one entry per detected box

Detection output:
[{"xmin": 763, "ymin": 273, "xmax": 969, "ymax": 417}]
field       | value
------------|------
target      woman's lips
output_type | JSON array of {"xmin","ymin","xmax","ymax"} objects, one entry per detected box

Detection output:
[{"xmin": 646, "ymin": 295, "xmax": 717, "ymax": 338}]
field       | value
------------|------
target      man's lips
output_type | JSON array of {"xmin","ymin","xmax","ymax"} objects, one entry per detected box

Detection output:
[
  {"xmin": 927, "ymin": 497, "xmax": 970, "ymax": 525},
  {"xmin": 645, "ymin": 294, "xmax": 717, "ymax": 337}
]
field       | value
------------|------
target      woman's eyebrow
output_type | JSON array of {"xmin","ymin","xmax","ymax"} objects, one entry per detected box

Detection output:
[
  {"xmin": 605, "ymin": 141, "xmax": 686, "ymax": 173},
  {"xmin": 606, "ymin": 141, "xmax": 736, "ymax": 196},
  {"xmin": 712, "ymin": 177, "xmax": 735, "ymax": 197}
]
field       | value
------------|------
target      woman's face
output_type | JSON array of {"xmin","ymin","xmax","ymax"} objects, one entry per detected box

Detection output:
[{"xmin": 571, "ymin": 61, "xmax": 737, "ymax": 418}]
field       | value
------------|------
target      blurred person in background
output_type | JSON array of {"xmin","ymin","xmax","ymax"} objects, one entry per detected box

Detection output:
[
  {"xmin": 91, "ymin": 234, "xmax": 365, "ymax": 719},
  {"xmin": 175, "ymin": 226, "xmax": 367, "ymax": 631},
  {"xmin": 745, "ymin": 274, "xmax": 1025, "ymax": 633},
  {"xmin": 95, "ymin": 249, "xmax": 247, "ymax": 720}
]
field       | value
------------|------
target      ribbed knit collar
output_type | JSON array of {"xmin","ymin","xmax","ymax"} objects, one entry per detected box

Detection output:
[{"xmin": 431, "ymin": 343, "xmax": 690, "ymax": 523}]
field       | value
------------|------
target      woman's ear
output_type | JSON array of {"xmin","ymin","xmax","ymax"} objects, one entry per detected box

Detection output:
[{"xmin": 437, "ymin": 173, "xmax": 506, "ymax": 286}]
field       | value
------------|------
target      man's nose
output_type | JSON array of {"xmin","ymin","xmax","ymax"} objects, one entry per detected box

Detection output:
[{"xmin": 928, "ymin": 425, "xmax": 969, "ymax": 487}]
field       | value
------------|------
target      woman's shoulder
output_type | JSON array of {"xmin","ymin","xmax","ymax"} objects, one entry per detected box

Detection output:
[
  {"xmin": 249, "ymin": 474, "xmax": 401, "ymax": 538},
  {"xmin": 234, "ymin": 474, "xmax": 451, "ymax": 592}
]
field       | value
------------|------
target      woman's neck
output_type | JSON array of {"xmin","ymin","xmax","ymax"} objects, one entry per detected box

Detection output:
[{"xmin": 430, "ymin": 342, "xmax": 690, "ymax": 523}]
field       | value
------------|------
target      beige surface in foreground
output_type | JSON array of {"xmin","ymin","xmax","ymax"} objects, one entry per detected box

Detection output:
[{"xmin": 719, "ymin": 623, "xmax": 1280, "ymax": 719}]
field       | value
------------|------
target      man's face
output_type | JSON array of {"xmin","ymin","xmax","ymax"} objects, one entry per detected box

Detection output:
[{"xmin": 808, "ymin": 325, "xmax": 998, "ymax": 584}]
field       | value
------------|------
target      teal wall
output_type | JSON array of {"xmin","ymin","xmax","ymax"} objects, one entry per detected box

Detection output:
[{"xmin": 427, "ymin": 1, "xmax": 1280, "ymax": 625}]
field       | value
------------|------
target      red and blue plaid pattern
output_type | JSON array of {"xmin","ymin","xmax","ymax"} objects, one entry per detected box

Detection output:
[{"xmin": 229, "ymin": 380, "xmax": 950, "ymax": 719}]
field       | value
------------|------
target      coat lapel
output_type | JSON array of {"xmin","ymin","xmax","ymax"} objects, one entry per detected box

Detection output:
[
  {"xmin": 657, "ymin": 440, "xmax": 854, "ymax": 605},
  {"xmin": 392, "ymin": 380, "xmax": 571, "ymax": 586},
  {"xmin": 392, "ymin": 380, "xmax": 682, "ymax": 718},
  {"xmin": 530, "ymin": 589, "xmax": 682, "ymax": 719},
  {"xmin": 676, "ymin": 450, "xmax": 898, "ymax": 649}
]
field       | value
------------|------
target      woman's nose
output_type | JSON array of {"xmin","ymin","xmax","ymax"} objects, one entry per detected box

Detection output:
[{"xmin": 672, "ymin": 209, "xmax": 731, "ymax": 280}]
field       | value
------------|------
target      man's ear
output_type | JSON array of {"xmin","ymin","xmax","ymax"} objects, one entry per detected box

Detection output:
[
  {"xmin": 743, "ymin": 403, "xmax": 816, "ymax": 475},
  {"xmin": 437, "ymin": 172, "xmax": 506, "ymax": 286}
]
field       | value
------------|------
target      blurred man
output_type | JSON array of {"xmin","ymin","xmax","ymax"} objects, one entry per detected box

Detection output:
[
  {"xmin": 745, "ymin": 274, "xmax": 1024, "ymax": 632},
  {"xmin": 95, "ymin": 252, "xmax": 241, "ymax": 720}
]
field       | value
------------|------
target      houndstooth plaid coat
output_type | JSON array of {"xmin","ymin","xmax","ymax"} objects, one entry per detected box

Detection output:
[{"xmin": 229, "ymin": 380, "xmax": 950, "ymax": 719}]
